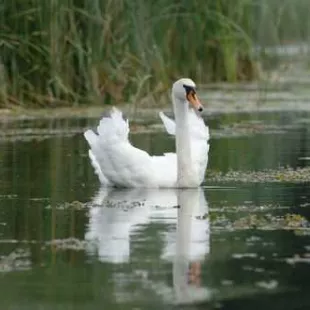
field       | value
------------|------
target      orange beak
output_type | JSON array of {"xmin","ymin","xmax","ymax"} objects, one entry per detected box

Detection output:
[{"xmin": 186, "ymin": 91, "xmax": 203, "ymax": 112}]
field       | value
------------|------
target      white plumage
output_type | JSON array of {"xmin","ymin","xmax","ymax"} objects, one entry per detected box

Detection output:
[{"xmin": 84, "ymin": 78, "xmax": 210, "ymax": 188}]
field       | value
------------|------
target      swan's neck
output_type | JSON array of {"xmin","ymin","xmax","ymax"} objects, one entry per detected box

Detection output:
[{"xmin": 173, "ymin": 96, "xmax": 194, "ymax": 187}]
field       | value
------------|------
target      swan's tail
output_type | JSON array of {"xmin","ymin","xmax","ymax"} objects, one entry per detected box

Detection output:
[
  {"xmin": 84, "ymin": 129, "xmax": 98, "ymax": 148},
  {"xmin": 84, "ymin": 107, "xmax": 129, "ymax": 185},
  {"xmin": 83, "ymin": 129, "xmax": 109, "ymax": 184},
  {"xmin": 88, "ymin": 150, "xmax": 110, "ymax": 185}
]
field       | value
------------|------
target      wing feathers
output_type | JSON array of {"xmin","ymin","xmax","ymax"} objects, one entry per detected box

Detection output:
[{"xmin": 159, "ymin": 112, "xmax": 176, "ymax": 135}]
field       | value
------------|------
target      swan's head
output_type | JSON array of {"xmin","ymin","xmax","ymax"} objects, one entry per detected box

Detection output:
[{"xmin": 172, "ymin": 78, "xmax": 203, "ymax": 112}]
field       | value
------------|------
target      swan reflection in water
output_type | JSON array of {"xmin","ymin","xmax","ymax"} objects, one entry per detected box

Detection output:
[{"xmin": 85, "ymin": 187, "xmax": 212, "ymax": 304}]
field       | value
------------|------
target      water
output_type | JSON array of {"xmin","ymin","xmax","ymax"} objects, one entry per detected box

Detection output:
[{"xmin": 0, "ymin": 110, "xmax": 310, "ymax": 309}]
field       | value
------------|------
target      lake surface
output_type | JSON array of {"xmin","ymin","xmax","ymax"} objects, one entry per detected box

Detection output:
[{"xmin": 0, "ymin": 110, "xmax": 310, "ymax": 309}]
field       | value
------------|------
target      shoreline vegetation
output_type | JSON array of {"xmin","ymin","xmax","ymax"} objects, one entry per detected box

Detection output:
[{"xmin": 1, "ymin": 0, "xmax": 309, "ymax": 109}]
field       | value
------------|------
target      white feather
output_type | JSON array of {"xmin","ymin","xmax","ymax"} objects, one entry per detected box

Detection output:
[{"xmin": 159, "ymin": 111, "xmax": 176, "ymax": 135}]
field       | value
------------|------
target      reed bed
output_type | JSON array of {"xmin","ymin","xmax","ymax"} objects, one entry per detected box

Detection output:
[{"xmin": 0, "ymin": 0, "xmax": 309, "ymax": 107}]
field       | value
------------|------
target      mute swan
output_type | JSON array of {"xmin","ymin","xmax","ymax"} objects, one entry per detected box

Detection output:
[{"xmin": 84, "ymin": 78, "xmax": 210, "ymax": 188}]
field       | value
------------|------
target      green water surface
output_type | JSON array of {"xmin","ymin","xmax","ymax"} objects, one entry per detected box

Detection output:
[{"xmin": 0, "ymin": 110, "xmax": 310, "ymax": 310}]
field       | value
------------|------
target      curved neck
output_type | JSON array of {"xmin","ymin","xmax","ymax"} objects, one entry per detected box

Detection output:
[{"xmin": 173, "ymin": 95, "xmax": 193, "ymax": 187}]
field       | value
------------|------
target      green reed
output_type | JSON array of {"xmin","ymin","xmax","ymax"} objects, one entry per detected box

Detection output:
[{"xmin": 0, "ymin": 0, "xmax": 309, "ymax": 107}]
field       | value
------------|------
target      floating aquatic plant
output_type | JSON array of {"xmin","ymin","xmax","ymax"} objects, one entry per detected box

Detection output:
[
  {"xmin": 207, "ymin": 167, "xmax": 310, "ymax": 183},
  {"xmin": 47, "ymin": 238, "xmax": 87, "ymax": 251},
  {"xmin": 211, "ymin": 212, "xmax": 309, "ymax": 232},
  {"xmin": 0, "ymin": 248, "xmax": 31, "ymax": 273}
]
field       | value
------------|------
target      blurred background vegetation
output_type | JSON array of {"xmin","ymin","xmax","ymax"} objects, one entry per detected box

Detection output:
[{"xmin": 0, "ymin": 0, "xmax": 310, "ymax": 108}]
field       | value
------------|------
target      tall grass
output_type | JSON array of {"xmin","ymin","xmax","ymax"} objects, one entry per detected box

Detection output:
[{"xmin": 0, "ymin": 0, "xmax": 309, "ymax": 108}]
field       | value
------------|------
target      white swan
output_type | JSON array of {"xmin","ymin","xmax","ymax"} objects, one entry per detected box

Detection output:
[{"xmin": 84, "ymin": 78, "xmax": 210, "ymax": 188}]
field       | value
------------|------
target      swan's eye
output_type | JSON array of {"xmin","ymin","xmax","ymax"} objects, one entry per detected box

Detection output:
[{"xmin": 183, "ymin": 85, "xmax": 196, "ymax": 96}]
